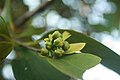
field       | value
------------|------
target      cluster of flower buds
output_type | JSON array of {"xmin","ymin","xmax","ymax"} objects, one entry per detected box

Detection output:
[{"xmin": 40, "ymin": 31, "xmax": 71, "ymax": 58}]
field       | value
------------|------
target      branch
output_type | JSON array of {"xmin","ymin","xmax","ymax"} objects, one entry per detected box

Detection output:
[
  {"xmin": 15, "ymin": 0, "xmax": 55, "ymax": 27},
  {"xmin": 14, "ymin": 39, "xmax": 41, "ymax": 53}
]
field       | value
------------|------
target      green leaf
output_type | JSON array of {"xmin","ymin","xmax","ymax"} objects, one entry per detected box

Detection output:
[
  {"xmin": 0, "ymin": 16, "xmax": 10, "ymax": 37},
  {"xmin": 1, "ymin": 0, "xmax": 11, "ymax": 23},
  {"xmin": 41, "ymin": 29, "xmax": 120, "ymax": 75},
  {"xmin": 0, "ymin": 16, "xmax": 13, "ymax": 63},
  {"xmin": 62, "ymin": 31, "xmax": 71, "ymax": 40},
  {"xmin": 0, "ymin": 34, "xmax": 10, "ymax": 41},
  {"xmin": 0, "ymin": 42, "xmax": 13, "ymax": 63},
  {"xmin": 48, "ymin": 53, "xmax": 101, "ymax": 79},
  {"xmin": 12, "ymin": 47, "xmax": 70, "ymax": 80},
  {"xmin": 66, "ymin": 43, "xmax": 86, "ymax": 54},
  {"xmin": 1, "ymin": 0, "xmax": 15, "ymax": 32}
]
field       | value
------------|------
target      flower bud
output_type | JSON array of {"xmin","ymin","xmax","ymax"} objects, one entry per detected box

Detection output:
[
  {"xmin": 44, "ymin": 38, "xmax": 50, "ymax": 42},
  {"xmin": 62, "ymin": 41, "xmax": 70, "ymax": 51},
  {"xmin": 52, "ymin": 31, "xmax": 61, "ymax": 39},
  {"xmin": 41, "ymin": 48, "xmax": 49, "ymax": 56},
  {"xmin": 54, "ymin": 38, "xmax": 63, "ymax": 47},
  {"xmin": 54, "ymin": 48, "xmax": 64, "ymax": 57},
  {"xmin": 45, "ymin": 42, "xmax": 52, "ymax": 49},
  {"xmin": 49, "ymin": 34, "xmax": 53, "ymax": 41}
]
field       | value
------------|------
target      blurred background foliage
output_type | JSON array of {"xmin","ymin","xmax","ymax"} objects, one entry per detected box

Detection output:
[{"xmin": 0, "ymin": 0, "xmax": 120, "ymax": 80}]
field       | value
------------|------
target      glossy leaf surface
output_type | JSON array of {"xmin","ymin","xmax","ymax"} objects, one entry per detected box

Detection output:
[
  {"xmin": 48, "ymin": 53, "xmax": 101, "ymax": 79},
  {"xmin": 12, "ymin": 48, "xmax": 70, "ymax": 80}
]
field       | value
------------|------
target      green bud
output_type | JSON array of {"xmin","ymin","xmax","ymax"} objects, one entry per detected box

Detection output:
[
  {"xmin": 45, "ymin": 42, "xmax": 52, "ymax": 46},
  {"xmin": 44, "ymin": 38, "xmax": 50, "ymax": 42},
  {"xmin": 41, "ymin": 48, "xmax": 49, "ymax": 56},
  {"xmin": 45, "ymin": 42, "xmax": 52, "ymax": 49},
  {"xmin": 54, "ymin": 38, "xmax": 63, "ymax": 47},
  {"xmin": 62, "ymin": 41, "xmax": 70, "ymax": 51},
  {"xmin": 49, "ymin": 34, "xmax": 53, "ymax": 41},
  {"xmin": 52, "ymin": 31, "xmax": 61, "ymax": 39},
  {"xmin": 46, "ymin": 42, "xmax": 52, "ymax": 49},
  {"xmin": 54, "ymin": 48, "xmax": 64, "ymax": 57},
  {"xmin": 46, "ymin": 45, "xmax": 52, "ymax": 49}
]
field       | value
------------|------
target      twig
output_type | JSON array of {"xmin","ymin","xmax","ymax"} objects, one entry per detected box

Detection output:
[
  {"xmin": 14, "ymin": 39, "xmax": 41, "ymax": 53},
  {"xmin": 21, "ymin": 44, "xmax": 41, "ymax": 53},
  {"xmin": 15, "ymin": 0, "xmax": 55, "ymax": 27}
]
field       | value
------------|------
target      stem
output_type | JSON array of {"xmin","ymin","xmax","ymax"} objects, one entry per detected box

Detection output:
[
  {"xmin": 24, "ymin": 40, "xmax": 40, "ymax": 46},
  {"xmin": 14, "ymin": 39, "xmax": 41, "ymax": 53}
]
